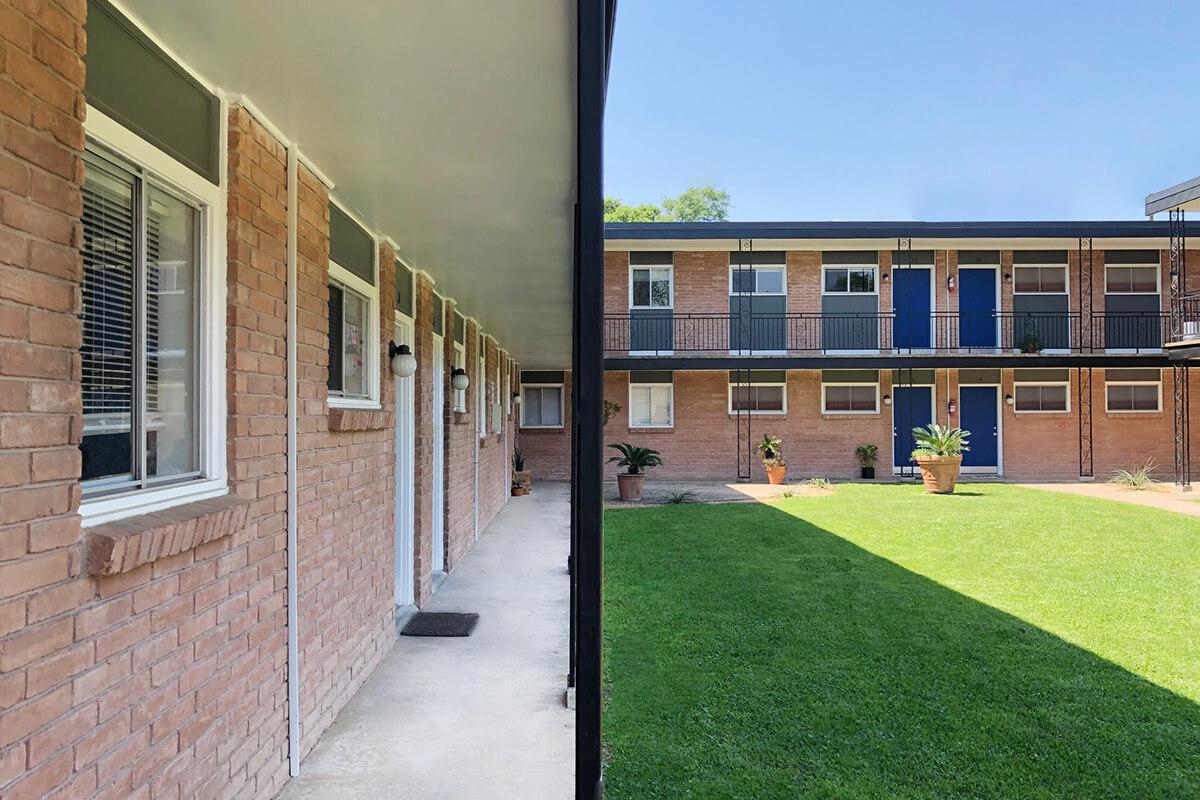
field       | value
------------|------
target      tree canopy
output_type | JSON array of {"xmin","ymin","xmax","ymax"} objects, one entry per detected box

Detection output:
[{"xmin": 604, "ymin": 185, "xmax": 730, "ymax": 223}]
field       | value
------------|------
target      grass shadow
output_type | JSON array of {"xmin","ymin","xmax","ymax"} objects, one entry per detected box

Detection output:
[{"xmin": 601, "ymin": 490, "xmax": 1200, "ymax": 800}]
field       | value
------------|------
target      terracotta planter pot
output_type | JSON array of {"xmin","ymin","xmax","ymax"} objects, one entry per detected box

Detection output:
[
  {"xmin": 914, "ymin": 455, "xmax": 962, "ymax": 494},
  {"xmin": 765, "ymin": 465, "xmax": 787, "ymax": 485},
  {"xmin": 511, "ymin": 486, "xmax": 527, "ymax": 497},
  {"xmin": 616, "ymin": 472, "xmax": 645, "ymax": 502},
  {"xmin": 513, "ymin": 470, "xmax": 533, "ymax": 488}
]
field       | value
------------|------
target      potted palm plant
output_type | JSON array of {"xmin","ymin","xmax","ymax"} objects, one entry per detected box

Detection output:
[
  {"xmin": 911, "ymin": 423, "xmax": 970, "ymax": 494},
  {"xmin": 512, "ymin": 448, "xmax": 531, "ymax": 490},
  {"xmin": 607, "ymin": 443, "xmax": 663, "ymax": 502},
  {"xmin": 756, "ymin": 434, "xmax": 787, "ymax": 485},
  {"xmin": 854, "ymin": 444, "xmax": 878, "ymax": 479}
]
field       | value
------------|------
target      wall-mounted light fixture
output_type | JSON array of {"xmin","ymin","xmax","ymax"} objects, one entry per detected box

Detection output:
[
  {"xmin": 1004, "ymin": 272, "xmax": 1013, "ymax": 284},
  {"xmin": 947, "ymin": 275, "xmax": 956, "ymax": 293},
  {"xmin": 881, "ymin": 271, "xmax": 890, "ymax": 284},
  {"xmin": 512, "ymin": 392, "xmax": 522, "ymax": 405},
  {"xmin": 948, "ymin": 399, "xmax": 957, "ymax": 416},
  {"xmin": 451, "ymin": 368, "xmax": 470, "ymax": 391},
  {"xmin": 882, "ymin": 394, "xmax": 892, "ymax": 406},
  {"xmin": 388, "ymin": 341, "xmax": 417, "ymax": 377},
  {"xmin": 1005, "ymin": 393, "xmax": 1015, "ymax": 406}
]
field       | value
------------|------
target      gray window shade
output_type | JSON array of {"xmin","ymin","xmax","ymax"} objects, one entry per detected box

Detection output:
[
  {"xmin": 453, "ymin": 312, "xmax": 466, "ymax": 344},
  {"xmin": 1105, "ymin": 368, "xmax": 1161, "ymax": 383},
  {"xmin": 522, "ymin": 386, "xmax": 562, "ymax": 427},
  {"xmin": 727, "ymin": 370, "xmax": 787, "ymax": 384},
  {"xmin": 395, "ymin": 260, "xmax": 413, "ymax": 316},
  {"xmin": 521, "ymin": 370, "xmax": 565, "ymax": 384},
  {"xmin": 85, "ymin": 0, "xmax": 219, "ymax": 184},
  {"xmin": 822, "ymin": 369, "xmax": 880, "ymax": 384},
  {"xmin": 329, "ymin": 203, "xmax": 374, "ymax": 284},
  {"xmin": 1014, "ymin": 368, "xmax": 1070, "ymax": 383},
  {"xmin": 630, "ymin": 370, "xmax": 673, "ymax": 384}
]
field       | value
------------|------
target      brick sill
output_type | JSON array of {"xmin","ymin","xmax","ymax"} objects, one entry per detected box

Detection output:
[
  {"xmin": 329, "ymin": 407, "xmax": 388, "ymax": 431},
  {"xmin": 627, "ymin": 427, "xmax": 674, "ymax": 434},
  {"xmin": 86, "ymin": 495, "xmax": 250, "ymax": 576}
]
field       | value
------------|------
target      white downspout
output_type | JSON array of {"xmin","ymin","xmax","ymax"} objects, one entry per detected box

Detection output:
[{"xmin": 285, "ymin": 145, "xmax": 301, "ymax": 777}]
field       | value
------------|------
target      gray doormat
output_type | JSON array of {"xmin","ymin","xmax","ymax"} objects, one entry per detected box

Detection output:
[{"xmin": 400, "ymin": 612, "xmax": 480, "ymax": 637}]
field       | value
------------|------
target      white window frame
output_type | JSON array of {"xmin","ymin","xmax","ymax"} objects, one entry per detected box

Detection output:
[
  {"xmin": 1103, "ymin": 263, "xmax": 1161, "ymax": 295},
  {"xmin": 1012, "ymin": 264, "xmax": 1069, "ymax": 295},
  {"xmin": 520, "ymin": 383, "xmax": 565, "ymax": 429},
  {"xmin": 728, "ymin": 264, "xmax": 787, "ymax": 296},
  {"xmin": 820, "ymin": 382, "xmax": 881, "ymax": 415},
  {"xmin": 821, "ymin": 264, "xmax": 878, "ymax": 296},
  {"xmin": 629, "ymin": 265, "xmax": 674, "ymax": 309},
  {"xmin": 628, "ymin": 382, "xmax": 674, "ymax": 429},
  {"xmin": 80, "ymin": 105, "xmax": 229, "ymax": 527},
  {"xmin": 502, "ymin": 352, "xmax": 511, "ymax": 418},
  {"xmin": 327, "ymin": 199, "xmax": 380, "ymax": 410},
  {"xmin": 727, "ymin": 381, "xmax": 787, "ymax": 416},
  {"xmin": 1104, "ymin": 379, "xmax": 1162, "ymax": 414},
  {"xmin": 477, "ymin": 330, "xmax": 487, "ymax": 437},
  {"xmin": 1012, "ymin": 381, "xmax": 1071, "ymax": 414}
]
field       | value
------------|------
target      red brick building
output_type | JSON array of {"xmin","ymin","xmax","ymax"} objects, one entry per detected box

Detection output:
[
  {"xmin": 0, "ymin": 0, "xmax": 614, "ymax": 797},
  {"xmin": 520, "ymin": 224, "xmax": 1200, "ymax": 484}
]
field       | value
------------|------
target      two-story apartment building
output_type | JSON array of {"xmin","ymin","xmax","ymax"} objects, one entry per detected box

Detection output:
[{"xmin": 520, "ymin": 222, "xmax": 1200, "ymax": 484}]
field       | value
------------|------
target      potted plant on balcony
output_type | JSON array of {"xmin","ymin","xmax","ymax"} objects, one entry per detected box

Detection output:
[
  {"xmin": 756, "ymin": 434, "xmax": 787, "ymax": 485},
  {"xmin": 855, "ymin": 444, "xmax": 878, "ymax": 479},
  {"xmin": 608, "ymin": 443, "xmax": 663, "ymax": 502},
  {"xmin": 1018, "ymin": 325, "xmax": 1043, "ymax": 354},
  {"xmin": 911, "ymin": 423, "xmax": 971, "ymax": 494},
  {"xmin": 512, "ymin": 448, "xmax": 532, "ymax": 491}
]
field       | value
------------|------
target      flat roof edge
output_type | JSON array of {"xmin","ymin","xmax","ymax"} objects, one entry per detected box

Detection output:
[{"xmin": 604, "ymin": 220, "xmax": 1172, "ymax": 241}]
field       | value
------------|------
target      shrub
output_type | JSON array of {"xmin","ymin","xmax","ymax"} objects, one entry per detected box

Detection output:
[
  {"xmin": 663, "ymin": 489, "xmax": 700, "ymax": 505},
  {"xmin": 854, "ymin": 444, "xmax": 879, "ymax": 467},
  {"xmin": 1109, "ymin": 459, "xmax": 1159, "ymax": 491},
  {"xmin": 911, "ymin": 424, "xmax": 971, "ymax": 460},
  {"xmin": 756, "ymin": 434, "xmax": 785, "ymax": 468},
  {"xmin": 607, "ymin": 443, "xmax": 664, "ymax": 475}
]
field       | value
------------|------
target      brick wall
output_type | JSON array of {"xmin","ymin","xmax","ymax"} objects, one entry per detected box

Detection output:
[
  {"xmin": 442, "ymin": 308, "xmax": 475, "ymax": 570},
  {"xmin": 518, "ymin": 372, "xmax": 573, "ymax": 482},
  {"xmin": 411, "ymin": 274, "xmax": 436, "ymax": 603}
]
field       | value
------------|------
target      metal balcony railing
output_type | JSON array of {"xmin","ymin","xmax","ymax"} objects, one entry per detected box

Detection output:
[
  {"xmin": 603, "ymin": 311, "xmax": 1169, "ymax": 356},
  {"xmin": 1174, "ymin": 292, "xmax": 1200, "ymax": 343}
]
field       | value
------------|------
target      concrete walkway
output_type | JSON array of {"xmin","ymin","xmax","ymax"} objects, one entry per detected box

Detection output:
[
  {"xmin": 280, "ymin": 483, "xmax": 573, "ymax": 799},
  {"xmin": 1014, "ymin": 481, "xmax": 1200, "ymax": 517}
]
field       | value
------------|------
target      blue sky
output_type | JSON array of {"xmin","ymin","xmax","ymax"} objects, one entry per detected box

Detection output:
[{"xmin": 604, "ymin": 1, "xmax": 1200, "ymax": 221}]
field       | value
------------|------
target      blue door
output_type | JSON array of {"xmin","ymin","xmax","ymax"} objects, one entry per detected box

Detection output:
[
  {"xmin": 960, "ymin": 386, "xmax": 998, "ymax": 468},
  {"xmin": 958, "ymin": 268, "xmax": 997, "ymax": 348},
  {"xmin": 892, "ymin": 386, "xmax": 933, "ymax": 471},
  {"xmin": 893, "ymin": 269, "xmax": 931, "ymax": 348}
]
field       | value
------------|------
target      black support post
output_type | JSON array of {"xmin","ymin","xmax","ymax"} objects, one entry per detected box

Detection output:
[
  {"xmin": 736, "ymin": 239, "xmax": 753, "ymax": 482},
  {"xmin": 1078, "ymin": 367, "xmax": 1093, "ymax": 479},
  {"xmin": 1174, "ymin": 364, "xmax": 1191, "ymax": 490},
  {"xmin": 574, "ymin": 0, "xmax": 608, "ymax": 797}
]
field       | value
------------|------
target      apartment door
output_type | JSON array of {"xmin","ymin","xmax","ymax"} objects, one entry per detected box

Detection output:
[
  {"xmin": 431, "ymin": 334, "xmax": 446, "ymax": 574},
  {"xmin": 393, "ymin": 320, "xmax": 415, "ymax": 606},
  {"xmin": 893, "ymin": 385, "xmax": 933, "ymax": 472},
  {"xmin": 960, "ymin": 386, "xmax": 999, "ymax": 472},
  {"xmin": 959, "ymin": 267, "xmax": 998, "ymax": 348},
  {"xmin": 893, "ymin": 268, "xmax": 932, "ymax": 349}
]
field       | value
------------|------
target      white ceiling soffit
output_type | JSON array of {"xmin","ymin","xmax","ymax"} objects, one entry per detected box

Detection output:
[{"xmin": 121, "ymin": 0, "xmax": 577, "ymax": 369}]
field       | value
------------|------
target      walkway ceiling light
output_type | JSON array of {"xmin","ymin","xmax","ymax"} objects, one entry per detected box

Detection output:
[
  {"xmin": 388, "ymin": 341, "xmax": 417, "ymax": 377},
  {"xmin": 452, "ymin": 368, "xmax": 470, "ymax": 391}
]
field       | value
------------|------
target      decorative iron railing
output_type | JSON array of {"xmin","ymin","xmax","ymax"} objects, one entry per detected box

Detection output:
[
  {"xmin": 1175, "ymin": 292, "xmax": 1200, "ymax": 343},
  {"xmin": 603, "ymin": 311, "xmax": 1169, "ymax": 356}
]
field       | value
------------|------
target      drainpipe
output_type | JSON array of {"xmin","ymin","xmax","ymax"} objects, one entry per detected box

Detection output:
[{"xmin": 285, "ymin": 145, "xmax": 301, "ymax": 777}]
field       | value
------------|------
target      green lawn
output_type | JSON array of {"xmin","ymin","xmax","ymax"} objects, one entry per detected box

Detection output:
[{"xmin": 602, "ymin": 483, "xmax": 1200, "ymax": 799}]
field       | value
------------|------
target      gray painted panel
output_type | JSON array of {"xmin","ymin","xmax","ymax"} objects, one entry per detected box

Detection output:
[
  {"xmin": 729, "ymin": 295, "xmax": 785, "ymax": 351},
  {"xmin": 1104, "ymin": 294, "xmax": 1162, "ymax": 349},
  {"xmin": 1012, "ymin": 295, "xmax": 1069, "ymax": 349},
  {"xmin": 630, "ymin": 309, "xmax": 673, "ymax": 352},
  {"xmin": 822, "ymin": 294, "xmax": 879, "ymax": 350}
]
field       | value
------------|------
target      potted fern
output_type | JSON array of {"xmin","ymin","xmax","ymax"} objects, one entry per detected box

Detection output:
[
  {"xmin": 854, "ymin": 444, "xmax": 878, "ymax": 479},
  {"xmin": 756, "ymin": 434, "xmax": 787, "ymax": 485},
  {"xmin": 911, "ymin": 423, "xmax": 970, "ymax": 494},
  {"xmin": 607, "ymin": 443, "xmax": 663, "ymax": 501}
]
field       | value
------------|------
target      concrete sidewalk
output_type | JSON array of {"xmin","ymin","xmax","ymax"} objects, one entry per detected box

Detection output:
[{"xmin": 280, "ymin": 483, "xmax": 573, "ymax": 799}]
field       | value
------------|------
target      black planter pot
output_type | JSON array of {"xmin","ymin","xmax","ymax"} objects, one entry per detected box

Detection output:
[{"xmin": 861, "ymin": 466, "xmax": 875, "ymax": 479}]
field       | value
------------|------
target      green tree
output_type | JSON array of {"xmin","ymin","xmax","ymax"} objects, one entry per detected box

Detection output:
[
  {"xmin": 603, "ymin": 185, "xmax": 731, "ymax": 223},
  {"xmin": 603, "ymin": 197, "xmax": 663, "ymax": 222},
  {"xmin": 661, "ymin": 185, "xmax": 730, "ymax": 222}
]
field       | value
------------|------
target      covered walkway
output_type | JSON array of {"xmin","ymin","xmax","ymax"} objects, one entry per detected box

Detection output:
[{"xmin": 280, "ymin": 484, "xmax": 574, "ymax": 799}]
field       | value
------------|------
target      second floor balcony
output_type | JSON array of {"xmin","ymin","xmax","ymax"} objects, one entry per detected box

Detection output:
[{"xmin": 604, "ymin": 311, "xmax": 1169, "ymax": 359}]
